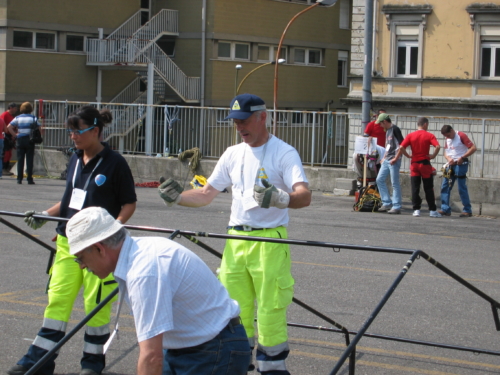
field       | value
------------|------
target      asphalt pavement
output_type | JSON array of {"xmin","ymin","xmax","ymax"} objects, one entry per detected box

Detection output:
[{"xmin": 1, "ymin": 175, "xmax": 499, "ymax": 375}]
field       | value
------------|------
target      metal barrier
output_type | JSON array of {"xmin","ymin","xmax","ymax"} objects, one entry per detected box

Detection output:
[
  {"xmin": 34, "ymin": 100, "xmax": 350, "ymax": 166},
  {"xmin": 1, "ymin": 210, "xmax": 499, "ymax": 375},
  {"xmin": 33, "ymin": 99, "xmax": 500, "ymax": 176},
  {"xmin": 349, "ymin": 113, "xmax": 500, "ymax": 178}
]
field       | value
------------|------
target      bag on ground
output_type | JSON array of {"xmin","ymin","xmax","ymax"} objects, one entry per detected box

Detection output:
[{"xmin": 353, "ymin": 185, "xmax": 382, "ymax": 212}]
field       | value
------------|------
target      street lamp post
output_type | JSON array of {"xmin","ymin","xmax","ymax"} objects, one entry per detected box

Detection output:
[
  {"xmin": 237, "ymin": 59, "xmax": 285, "ymax": 95},
  {"xmin": 272, "ymin": 0, "xmax": 339, "ymax": 135},
  {"xmin": 234, "ymin": 64, "xmax": 242, "ymax": 96}
]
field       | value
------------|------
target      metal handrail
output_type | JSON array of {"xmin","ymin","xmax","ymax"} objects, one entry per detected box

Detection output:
[
  {"xmin": 132, "ymin": 40, "xmax": 200, "ymax": 101},
  {"xmin": 109, "ymin": 77, "xmax": 142, "ymax": 104},
  {"xmin": 106, "ymin": 10, "xmax": 144, "ymax": 39},
  {"xmin": 131, "ymin": 9, "xmax": 178, "ymax": 40},
  {"xmin": 86, "ymin": 38, "xmax": 200, "ymax": 102}
]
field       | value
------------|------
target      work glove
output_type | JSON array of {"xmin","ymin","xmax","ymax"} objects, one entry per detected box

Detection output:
[
  {"xmin": 253, "ymin": 180, "xmax": 290, "ymax": 209},
  {"xmin": 24, "ymin": 210, "xmax": 49, "ymax": 230},
  {"xmin": 158, "ymin": 177, "xmax": 183, "ymax": 207}
]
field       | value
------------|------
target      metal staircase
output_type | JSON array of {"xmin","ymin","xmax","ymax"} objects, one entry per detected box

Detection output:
[
  {"xmin": 104, "ymin": 76, "xmax": 162, "ymax": 142},
  {"xmin": 87, "ymin": 9, "xmax": 200, "ymax": 104}
]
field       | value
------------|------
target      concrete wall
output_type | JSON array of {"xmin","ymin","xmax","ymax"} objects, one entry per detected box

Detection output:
[{"xmin": 33, "ymin": 150, "xmax": 500, "ymax": 216}]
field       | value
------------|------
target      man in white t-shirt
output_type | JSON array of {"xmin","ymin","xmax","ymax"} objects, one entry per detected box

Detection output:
[
  {"xmin": 157, "ymin": 93, "xmax": 311, "ymax": 375},
  {"xmin": 67, "ymin": 207, "xmax": 250, "ymax": 375},
  {"xmin": 439, "ymin": 125, "xmax": 477, "ymax": 217}
]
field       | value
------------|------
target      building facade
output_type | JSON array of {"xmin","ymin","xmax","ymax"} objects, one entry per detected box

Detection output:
[
  {"xmin": 343, "ymin": 0, "xmax": 500, "ymax": 118},
  {"xmin": 0, "ymin": 0, "xmax": 138, "ymax": 107},
  {"xmin": 0, "ymin": 0, "xmax": 353, "ymax": 112}
]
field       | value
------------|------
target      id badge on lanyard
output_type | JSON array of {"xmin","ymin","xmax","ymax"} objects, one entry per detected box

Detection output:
[
  {"xmin": 69, "ymin": 188, "xmax": 87, "ymax": 211},
  {"xmin": 69, "ymin": 157, "xmax": 103, "ymax": 211}
]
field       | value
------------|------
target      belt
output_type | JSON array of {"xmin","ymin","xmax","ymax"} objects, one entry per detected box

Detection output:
[
  {"xmin": 227, "ymin": 225, "xmax": 264, "ymax": 232},
  {"xmin": 228, "ymin": 316, "xmax": 241, "ymax": 327},
  {"xmin": 412, "ymin": 159, "xmax": 431, "ymax": 165}
]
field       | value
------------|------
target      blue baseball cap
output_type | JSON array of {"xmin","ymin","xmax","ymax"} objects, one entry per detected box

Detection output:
[{"xmin": 224, "ymin": 94, "xmax": 267, "ymax": 120}]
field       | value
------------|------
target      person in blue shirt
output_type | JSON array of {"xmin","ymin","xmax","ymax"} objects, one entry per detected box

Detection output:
[{"xmin": 7, "ymin": 102, "xmax": 40, "ymax": 184}]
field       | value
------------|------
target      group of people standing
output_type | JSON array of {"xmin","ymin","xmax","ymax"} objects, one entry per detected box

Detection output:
[
  {"xmin": 8, "ymin": 94, "xmax": 310, "ymax": 375},
  {"xmin": 364, "ymin": 111, "xmax": 476, "ymax": 217},
  {"xmin": 0, "ymin": 101, "xmax": 42, "ymax": 184}
]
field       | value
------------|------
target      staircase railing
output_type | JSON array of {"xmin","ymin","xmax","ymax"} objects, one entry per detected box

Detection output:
[
  {"xmin": 87, "ymin": 8, "xmax": 199, "ymax": 103},
  {"xmin": 110, "ymin": 78, "xmax": 143, "ymax": 104},
  {"xmin": 87, "ymin": 38, "xmax": 139, "ymax": 64},
  {"xmin": 136, "ymin": 71, "xmax": 168, "ymax": 99},
  {"xmin": 131, "ymin": 9, "xmax": 178, "ymax": 40},
  {"xmin": 133, "ymin": 40, "xmax": 200, "ymax": 102},
  {"xmin": 104, "ymin": 104, "xmax": 146, "ymax": 140},
  {"xmin": 107, "ymin": 10, "xmax": 145, "ymax": 39}
]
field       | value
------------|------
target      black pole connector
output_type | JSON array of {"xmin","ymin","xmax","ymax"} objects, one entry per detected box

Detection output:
[{"xmin": 491, "ymin": 304, "xmax": 500, "ymax": 331}]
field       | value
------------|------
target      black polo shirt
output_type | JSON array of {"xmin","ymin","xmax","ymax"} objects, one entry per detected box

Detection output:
[{"xmin": 57, "ymin": 143, "xmax": 137, "ymax": 236}]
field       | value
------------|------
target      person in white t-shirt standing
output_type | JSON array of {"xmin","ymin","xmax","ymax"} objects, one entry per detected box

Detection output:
[
  {"xmin": 157, "ymin": 93, "xmax": 311, "ymax": 375},
  {"xmin": 439, "ymin": 125, "xmax": 477, "ymax": 217}
]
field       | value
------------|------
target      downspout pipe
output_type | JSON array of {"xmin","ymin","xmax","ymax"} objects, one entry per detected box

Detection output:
[
  {"xmin": 372, "ymin": 0, "xmax": 377, "ymax": 75},
  {"xmin": 361, "ymin": 0, "xmax": 374, "ymax": 133},
  {"xmin": 201, "ymin": 0, "xmax": 206, "ymax": 107},
  {"xmin": 199, "ymin": 0, "xmax": 207, "ymax": 153}
]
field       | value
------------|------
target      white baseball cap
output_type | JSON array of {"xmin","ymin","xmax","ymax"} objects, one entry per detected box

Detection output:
[{"xmin": 67, "ymin": 207, "xmax": 123, "ymax": 255}]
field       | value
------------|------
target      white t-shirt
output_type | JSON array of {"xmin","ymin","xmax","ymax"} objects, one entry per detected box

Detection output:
[
  {"xmin": 113, "ymin": 236, "xmax": 240, "ymax": 349},
  {"xmin": 208, "ymin": 135, "xmax": 308, "ymax": 228},
  {"xmin": 444, "ymin": 131, "xmax": 473, "ymax": 160}
]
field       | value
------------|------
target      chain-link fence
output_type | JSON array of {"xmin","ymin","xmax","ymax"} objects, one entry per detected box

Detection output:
[{"xmin": 349, "ymin": 114, "xmax": 500, "ymax": 179}]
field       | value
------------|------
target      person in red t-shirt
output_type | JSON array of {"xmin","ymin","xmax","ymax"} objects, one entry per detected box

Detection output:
[
  {"xmin": 1, "ymin": 102, "xmax": 18, "ymax": 174},
  {"xmin": 353, "ymin": 109, "xmax": 387, "ymax": 186},
  {"xmin": 363, "ymin": 109, "xmax": 386, "ymax": 147},
  {"xmin": 393, "ymin": 117, "xmax": 441, "ymax": 217}
]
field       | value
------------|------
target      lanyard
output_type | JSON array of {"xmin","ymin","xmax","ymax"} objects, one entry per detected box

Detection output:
[
  {"xmin": 72, "ymin": 157, "xmax": 103, "ymax": 191},
  {"xmin": 240, "ymin": 136, "xmax": 271, "ymax": 196}
]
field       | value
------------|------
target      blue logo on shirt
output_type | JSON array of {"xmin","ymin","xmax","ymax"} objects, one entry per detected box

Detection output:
[{"xmin": 95, "ymin": 174, "xmax": 106, "ymax": 186}]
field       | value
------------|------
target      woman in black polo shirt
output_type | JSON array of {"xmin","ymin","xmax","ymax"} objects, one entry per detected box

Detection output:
[{"xmin": 10, "ymin": 106, "xmax": 137, "ymax": 375}]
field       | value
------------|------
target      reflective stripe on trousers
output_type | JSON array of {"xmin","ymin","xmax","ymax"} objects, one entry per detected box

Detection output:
[{"xmin": 17, "ymin": 235, "xmax": 115, "ymax": 374}]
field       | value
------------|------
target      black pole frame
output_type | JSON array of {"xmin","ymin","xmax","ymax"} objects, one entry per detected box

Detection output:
[
  {"xmin": 1, "ymin": 210, "xmax": 499, "ymax": 375},
  {"xmin": 0, "ymin": 217, "xmax": 55, "ymax": 274}
]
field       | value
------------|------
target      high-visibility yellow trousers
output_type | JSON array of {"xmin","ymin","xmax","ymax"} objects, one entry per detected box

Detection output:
[
  {"xmin": 220, "ymin": 227, "xmax": 294, "ymax": 348},
  {"xmin": 17, "ymin": 235, "xmax": 116, "ymax": 374}
]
